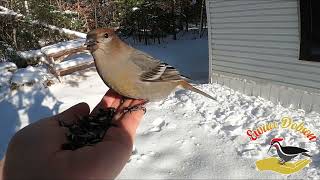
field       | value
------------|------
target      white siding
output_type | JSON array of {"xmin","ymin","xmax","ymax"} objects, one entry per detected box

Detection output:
[{"xmin": 207, "ymin": 0, "xmax": 320, "ymax": 112}]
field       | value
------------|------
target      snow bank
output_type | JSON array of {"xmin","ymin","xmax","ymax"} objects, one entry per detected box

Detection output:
[
  {"xmin": 131, "ymin": 37, "xmax": 209, "ymax": 82},
  {"xmin": 120, "ymin": 83, "xmax": 320, "ymax": 179},
  {"xmin": 0, "ymin": 57, "xmax": 6, "ymax": 62},
  {"xmin": 10, "ymin": 66, "xmax": 53, "ymax": 86},
  {"xmin": 0, "ymin": 62, "xmax": 17, "ymax": 72},
  {"xmin": 0, "ymin": 62, "xmax": 17, "ymax": 97}
]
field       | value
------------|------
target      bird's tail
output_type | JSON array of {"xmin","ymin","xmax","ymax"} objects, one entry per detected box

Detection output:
[
  {"xmin": 180, "ymin": 81, "xmax": 216, "ymax": 101},
  {"xmin": 302, "ymin": 152, "xmax": 312, "ymax": 157}
]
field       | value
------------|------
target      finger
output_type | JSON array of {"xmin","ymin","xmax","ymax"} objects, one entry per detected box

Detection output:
[
  {"xmin": 117, "ymin": 98, "xmax": 134, "ymax": 113},
  {"xmin": 56, "ymin": 103, "xmax": 90, "ymax": 125},
  {"xmin": 114, "ymin": 99, "xmax": 146, "ymax": 141},
  {"xmin": 256, "ymin": 157, "xmax": 278, "ymax": 171},
  {"xmin": 91, "ymin": 89, "xmax": 122, "ymax": 115},
  {"xmin": 113, "ymin": 98, "xmax": 133, "ymax": 121},
  {"xmin": 101, "ymin": 99, "xmax": 146, "ymax": 146},
  {"xmin": 294, "ymin": 159, "xmax": 311, "ymax": 167}
]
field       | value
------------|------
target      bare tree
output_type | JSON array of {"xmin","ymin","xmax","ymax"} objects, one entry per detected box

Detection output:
[{"xmin": 199, "ymin": 0, "xmax": 205, "ymax": 38}]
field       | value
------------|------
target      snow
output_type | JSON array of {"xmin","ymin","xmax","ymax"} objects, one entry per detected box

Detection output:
[
  {"xmin": 41, "ymin": 38, "xmax": 86, "ymax": 55},
  {"xmin": 132, "ymin": 7, "xmax": 140, "ymax": 11},
  {"xmin": 52, "ymin": 10, "xmax": 78, "ymax": 15},
  {"xmin": 56, "ymin": 28, "xmax": 86, "ymax": 39},
  {"xmin": 0, "ymin": 35, "xmax": 319, "ymax": 179},
  {"xmin": 54, "ymin": 52, "xmax": 93, "ymax": 71},
  {"xmin": 0, "ymin": 6, "xmax": 86, "ymax": 39},
  {"xmin": 17, "ymin": 49, "xmax": 44, "ymax": 60},
  {"xmin": 0, "ymin": 6, "xmax": 23, "ymax": 17},
  {"xmin": 0, "ymin": 62, "xmax": 17, "ymax": 98},
  {"xmin": 120, "ymin": 85, "xmax": 319, "ymax": 179},
  {"xmin": 0, "ymin": 62, "xmax": 17, "ymax": 72},
  {"xmin": 10, "ymin": 66, "xmax": 53, "ymax": 86},
  {"xmin": 17, "ymin": 38, "xmax": 86, "ymax": 61},
  {"xmin": 129, "ymin": 32, "xmax": 209, "ymax": 82}
]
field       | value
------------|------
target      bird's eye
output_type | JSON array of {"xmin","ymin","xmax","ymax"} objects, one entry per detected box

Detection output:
[{"xmin": 104, "ymin": 33, "xmax": 109, "ymax": 38}]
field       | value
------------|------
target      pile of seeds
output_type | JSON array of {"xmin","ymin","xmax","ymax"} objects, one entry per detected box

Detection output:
[{"xmin": 59, "ymin": 108, "xmax": 117, "ymax": 150}]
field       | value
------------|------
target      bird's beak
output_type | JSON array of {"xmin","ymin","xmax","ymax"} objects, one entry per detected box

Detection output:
[
  {"xmin": 267, "ymin": 145, "xmax": 272, "ymax": 153},
  {"xmin": 85, "ymin": 39, "xmax": 97, "ymax": 50}
]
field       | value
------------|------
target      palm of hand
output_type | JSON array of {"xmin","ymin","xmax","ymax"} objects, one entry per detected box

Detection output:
[
  {"xmin": 2, "ymin": 90, "xmax": 145, "ymax": 180},
  {"xmin": 256, "ymin": 157, "xmax": 312, "ymax": 174}
]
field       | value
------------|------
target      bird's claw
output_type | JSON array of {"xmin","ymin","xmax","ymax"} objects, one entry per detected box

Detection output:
[
  {"xmin": 279, "ymin": 160, "xmax": 286, "ymax": 165},
  {"xmin": 123, "ymin": 105, "xmax": 147, "ymax": 114},
  {"xmin": 120, "ymin": 97, "xmax": 130, "ymax": 104}
]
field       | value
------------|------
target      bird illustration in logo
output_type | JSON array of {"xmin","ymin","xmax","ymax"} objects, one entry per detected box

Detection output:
[
  {"xmin": 268, "ymin": 137, "xmax": 312, "ymax": 164},
  {"xmin": 256, "ymin": 137, "xmax": 312, "ymax": 175}
]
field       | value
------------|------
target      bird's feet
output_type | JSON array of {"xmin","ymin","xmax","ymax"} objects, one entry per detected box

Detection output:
[
  {"xmin": 120, "ymin": 96, "xmax": 129, "ymax": 104},
  {"xmin": 119, "ymin": 96, "xmax": 148, "ymax": 114},
  {"xmin": 279, "ymin": 160, "xmax": 286, "ymax": 165},
  {"xmin": 122, "ymin": 101, "xmax": 148, "ymax": 114}
]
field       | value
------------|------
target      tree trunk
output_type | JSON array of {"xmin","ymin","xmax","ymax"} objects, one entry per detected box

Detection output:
[
  {"xmin": 184, "ymin": 7, "xmax": 189, "ymax": 32},
  {"xmin": 171, "ymin": 0, "xmax": 177, "ymax": 40},
  {"xmin": 199, "ymin": 0, "xmax": 205, "ymax": 38},
  {"xmin": 144, "ymin": 29, "xmax": 148, "ymax": 45},
  {"xmin": 24, "ymin": 1, "xmax": 29, "ymax": 14},
  {"xmin": 85, "ymin": 16, "xmax": 90, "ymax": 32},
  {"xmin": 185, "ymin": 18, "xmax": 189, "ymax": 32},
  {"xmin": 10, "ymin": 0, "xmax": 13, "ymax": 9},
  {"xmin": 13, "ymin": 28, "xmax": 17, "ymax": 49},
  {"xmin": 178, "ymin": 0, "xmax": 183, "ymax": 31},
  {"xmin": 77, "ymin": 0, "xmax": 80, "ymax": 19},
  {"xmin": 94, "ymin": 2, "xmax": 98, "ymax": 28}
]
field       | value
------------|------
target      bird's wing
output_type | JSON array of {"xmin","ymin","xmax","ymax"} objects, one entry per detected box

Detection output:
[
  {"xmin": 283, "ymin": 146, "xmax": 309, "ymax": 155},
  {"xmin": 130, "ymin": 50, "xmax": 189, "ymax": 82}
]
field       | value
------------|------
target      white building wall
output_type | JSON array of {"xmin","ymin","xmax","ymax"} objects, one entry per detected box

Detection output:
[{"xmin": 207, "ymin": 0, "xmax": 320, "ymax": 112}]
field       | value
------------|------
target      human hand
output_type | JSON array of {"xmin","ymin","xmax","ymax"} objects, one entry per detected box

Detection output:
[
  {"xmin": 256, "ymin": 157, "xmax": 311, "ymax": 174},
  {"xmin": 2, "ymin": 89, "xmax": 146, "ymax": 180}
]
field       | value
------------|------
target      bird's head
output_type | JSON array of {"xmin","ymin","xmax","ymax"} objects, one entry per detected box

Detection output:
[
  {"xmin": 85, "ymin": 28, "xmax": 117, "ymax": 52},
  {"xmin": 267, "ymin": 137, "xmax": 284, "ymax": 153}
]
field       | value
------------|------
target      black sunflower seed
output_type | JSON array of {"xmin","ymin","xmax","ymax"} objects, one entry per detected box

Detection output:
[{"xmin": 61, "ymin": 108, "xmax": 117, "ymax": 151}]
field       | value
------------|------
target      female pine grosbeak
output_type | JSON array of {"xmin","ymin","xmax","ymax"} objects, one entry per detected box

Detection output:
[{"xmin": 85, "ymin": 28, "xmax": 215, "ymax": 109}]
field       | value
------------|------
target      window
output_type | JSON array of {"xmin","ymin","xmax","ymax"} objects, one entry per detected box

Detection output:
[{"xmin": 299, "ymin": 0, "xmax": 320, "ymax": 61}]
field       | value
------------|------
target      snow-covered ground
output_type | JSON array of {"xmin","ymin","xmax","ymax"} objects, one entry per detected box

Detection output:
[
  {"xmin": 0, "ymin": 35, "xmax": 319, "ymax": 179},
  {"xmin": 130, "ymin": 33, "xmax": 209, "ymax": 82}
]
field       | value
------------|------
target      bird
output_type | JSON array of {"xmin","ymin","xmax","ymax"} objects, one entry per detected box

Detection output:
[
  {"xmin": 85, "ymin": 28, "xmax": 216, "ymax": 108},
  {"xmin": 267, "ymin": 137, "xmax": 312, "ymax": 164}
]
